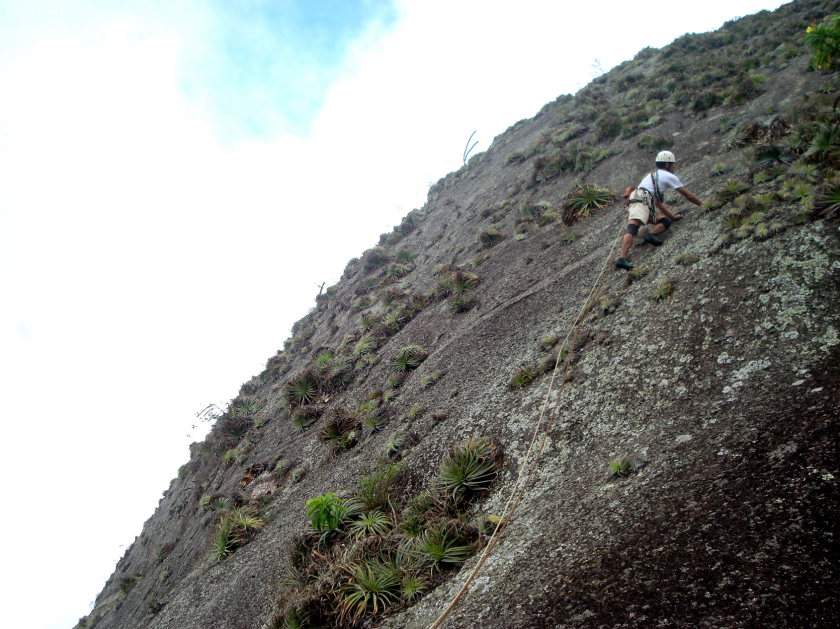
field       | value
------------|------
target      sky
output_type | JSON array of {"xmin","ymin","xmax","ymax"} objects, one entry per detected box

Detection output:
[{"xmin": 0, "ymin": 1, "xmax": 791, "ymax": 627}]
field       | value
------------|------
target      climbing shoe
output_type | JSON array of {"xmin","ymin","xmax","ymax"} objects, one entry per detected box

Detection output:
[
  {"xmin": 615, "ymin": 257, "xmax": 634, "ymax": 270},
  {"xmin": 644, "ymin": 233, "xmax": 664, "ymax": 246}
]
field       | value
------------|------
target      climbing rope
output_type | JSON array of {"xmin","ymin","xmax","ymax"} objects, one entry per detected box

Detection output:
[{"xmin": 428, "ymin": 220, "xmax": 627, "ymax": 629}]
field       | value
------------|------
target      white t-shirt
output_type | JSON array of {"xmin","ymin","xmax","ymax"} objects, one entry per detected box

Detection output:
[{"xmin": 638, "ymin": 169, "xmax": 684, "ymax": 201}]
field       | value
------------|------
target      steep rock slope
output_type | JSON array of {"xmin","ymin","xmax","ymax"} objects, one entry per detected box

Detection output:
[{"xmin": 80, "ymin": 1, "xmax": 840, "ymax": 628}]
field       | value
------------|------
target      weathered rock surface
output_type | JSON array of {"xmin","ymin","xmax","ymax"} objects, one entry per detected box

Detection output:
[{"xmin": 80, "ymin": 2, "xmax": 840, "ymax": 628}]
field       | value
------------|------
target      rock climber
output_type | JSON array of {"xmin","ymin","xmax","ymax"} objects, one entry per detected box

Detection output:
[{"xmin": 615, "ymin": 150, "xmax": 702, "ymax": 270}]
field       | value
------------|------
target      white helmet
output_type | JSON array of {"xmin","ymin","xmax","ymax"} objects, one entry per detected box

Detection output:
[{"xmin": 656, "ymin": 150, "xmax": 676, "ymax": 163}]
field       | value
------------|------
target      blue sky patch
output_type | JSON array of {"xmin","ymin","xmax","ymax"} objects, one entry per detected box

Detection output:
[{"xmin": 183, "ymin": 0, "xmax": 398, "ymax": 141}]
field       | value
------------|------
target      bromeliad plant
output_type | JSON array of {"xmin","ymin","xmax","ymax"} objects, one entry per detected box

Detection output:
[
  {"xmin": 286, "ymin": 371, "xmax": 318, "ymax": 406},
  {"xmin": 211, "ymin": 507, "xmax": 265, "ymax": 561},
  {"xmin": 419, "ymin": 370, "xmax": 444, "ymax": 389},
  {"xmin": 562, "ymin": 184, "xmax": 615, "ymax": 224},
  {"xmin": 272, "ymin": 434, "xmax": 498, "ymax": 626},
  {"xmin": 318, "ymin": 411, "xmax": 360, "ymax": 454},
  {"xmin": 339, "ymin": 560, "xmax": 401, "ymax": 621},
  {"xmin": 812, "ymin": 180, "xmax": 840, "ymax": 218},
  {"xmin": 391, "ymin": 345, "xmax": 427, "ymax": 373},
  {"xmin": 409, "ymin": 524, "xmax": 474, "ymax": 570},
  {"xmin": 348, "ymin": 510, "xmax": 392, "ymax": 539},
  {"xmin": 437, "ymin": 438, "xmax": 498, "ymax": 507},
  {"xmin": 509, "ymin": 365, "xmax": 536, "ymax": 390}
]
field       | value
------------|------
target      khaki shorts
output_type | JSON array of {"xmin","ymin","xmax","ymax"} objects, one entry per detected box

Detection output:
[{"xmin": 627, "ymin": 189, "xmax": 654, "ymax": 224}]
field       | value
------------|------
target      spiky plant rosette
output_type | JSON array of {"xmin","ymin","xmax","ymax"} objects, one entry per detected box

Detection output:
[
  {"xmin": 804, "ymin": 123, "xmax": 840, "ymax": 164},
  {"xmin": 339, "ymin": 560, "xmax": 401, "ymax": 620},
  {"xmin": 353, "ymin": 333, "xmax": 377, "ymax": 357},
  {"xmin": 233, "ymin": 395, "xmax": 262, "ymax": 417},
  {"xmin": 292, "ymin": 409, "xmax": 317, "ymax": 433},
  {"xmin": 361, "ymin": 407, "xmax": 387, "ymax": 437},
  {"xmin": 318, "ymin": 412, "xmax": 359, "ymax": 453},
  {"xmin": 437, "ymin": 438, "xmax": 497, "ymax": 503},
  {"xmin": 221, "ymin": 415, "xmax": 252, "ymax": 442},
  {"xmin": 450, "ymin": 293, "xmax": 477, "ymax": 313},
  {"xmin": 716, "ymin": 179, "xmax": 750, "ymax": 203},
  {"xmin": 400, "ymin": 574, "xmax": 428, "ymax": 601},
  {"xmin": 391, "ymin": 345, "xmax": 427, "ymax": 372},
  {"xmin": 211, "ymin": 516, "xmax": 242, "ymax": 561},
  {"xmin": 384, "ymin": 430, "xmax": 406, "ymax": 457},
  {"xmin": 286, "ymin": 371, "xmax": 318, "ymax": 406},
  {"xmin": 382, "ymin": 309, "xmax": 406, "ymax": 333},
  {"xmin": 230, "ymin": 507, "xmax": 265, "ymax": 532},
  {"xmin": 410, "ymin": 524, "xmax": 474, "ymax": 570},
  {"xmin": 361, "ymin": 246, "xmax": 391, "ymax": 273},
  {"xmin": 208, "ymin": 495, "xmax": 232, "ymax": 511},
  {"xmin": 478, "ymin": 228, "xmax": 502, "ymax": 247},
  {"xmin": 812, "ymin": 180, "xmax": 840, "ymax": 218},
  {"xmin": 509, "ymin": 365, "xmax": 536, "ymax": 390},
  {"xmin": 386, "ymin": 262, "xmax": 411, "ymax": 279},
  {"xmin": 348, "ymin": 510, "xmax": 392, "ymax": 539},
  {"xmin": 563, "ymin": 183, "xmax": 615, "ymax": 223},
  {"xmin": 450, "ymin": 271, "xmax": 480, "ymax": 295},
  {"xmin": 394, "ymin": 247, "xmax": 414, "ymax": 263},
  {"xmin": 327, "ymin": 355, "xmax": 353, "ymax": 386},
  {"xmin": 419, "ymin": 371, "xmax": 443, "ymax": 389}
]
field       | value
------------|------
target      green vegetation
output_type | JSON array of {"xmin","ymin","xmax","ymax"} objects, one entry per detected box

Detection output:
[
  {"xmin": 805, "ymin": 13, "xmax": 840, "ymax": 70},
  {"xmin": 354, "ymin": 333, "xmax": 377, "ymax": 357},
  {"xmin": 653, "ymin": 278, "xmax": 675, "ymax": 301},
  {"xmin": 563, "ymin": 184, "xmax": 615, "ymax": 223},
  {"xmin": 478, "ymin": 228, "xmax": 503, "ymax": 248},
  {"xmin": 361, "ymin": 407, "xmax": 388, "ymax": 436},
  {"xmin": 532, "ymin": 142, "xmax": 615, "ymax": 182},
  {"xmin": 410, "ymin": 525, "xmax": 474, "ymax": 570},
  {"xmin": 599, "ymin": 295, "xmax": 618, "ymax": 314},
  {"xmin": 449, "ymin": 293, "xmax": 477, "ymax": 313},
  {"xmin": 149, "ymin": 7, "xmax": 840, "ymax": 629},
  {"xmin": 391, "ymin": 345, "xmax": 427, "ymax": 372},
  {"xmin": 637, "ymin": 134, "xmax": 673, "ymax": 153},
  {"xmin": 437, "ymin": 438, "xmax": 497, "ymax": 506},
  {"xmin": 675, "ymin": 253, "xmax": 699, "ymax": 265},
  {"xmin": 292, "ymin": 409, "xmax": 317, "ymax": 433},
  {"xmin": 275, "ymin": 460, "xmax": 291, "ymax": 476},
  {"xmin": 211, "ymin": 507, "xmax": 265, "ymax": 561},
  {"xmin": 813, "ymin": 181, "xmax": 840, "ymax": 218},
  {"xmin": 609, "ymin": 456, "xmax": 640, "ymax": 477},
  {"xmin": 265, "ymin": 436, "xmax": 499, "ymax": 625},
  {"xmin": 541, "ymin": 334, "xmax": 559, "ymax": 351},
  {"xmin": 716, "ymin": 179, "xmax": 750, "ymax": 204},
  {"xmin": 339, "ymin": 560, "xmax": 401, "ymax": 620},
  {"xmin": 286, "ymin": 372, "xmax": 318, "ymax": 406},
  {"xmin": 117, "ymin": 574, "xmax": 142, "ymax": 595},
  {"xmin": 305, "ymin": 493, "xmax": 346, "ymax": 533},
  {"xmin": 234, "ymin": 395, "xmax": 262, "ymax": 416},
  {"xmin": 357, "ymin": 460, "xmax": 405, "ymax": 510},
  {"xmin": 318, "ymin": 411, "xmax": 359, "ymax": 454},
  {"xmin": 209, "ymin": 495, "xmax": 233, "ymax": 511},
  {"xmin": 348, "ymin": 510, "xmax": 392, "ymax": 539},
  {"xmin": 420, "ymin": 370, "xmax": 444, "ymax": 389},
  {"xmin": 509, "ymin": 365, "xmax": 536, "ymax": 390},
  {"xmin": 222, "ymin": 448, "xmax": 244, "ymax": 466}
]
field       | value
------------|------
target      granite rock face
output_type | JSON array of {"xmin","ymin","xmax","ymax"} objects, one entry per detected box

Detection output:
[{"xmin": 81, "ymin": 2, "xmax": 840, "ymax": 628}]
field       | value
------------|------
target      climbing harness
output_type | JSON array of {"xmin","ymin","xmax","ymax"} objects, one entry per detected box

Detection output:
[
  {"xmin": 632, "ymin": 170, "xmax": 664, "ymax": 224},
  {"xmin": 427, "ymin": 220, "xmax": 627, "ymax": 629}
]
